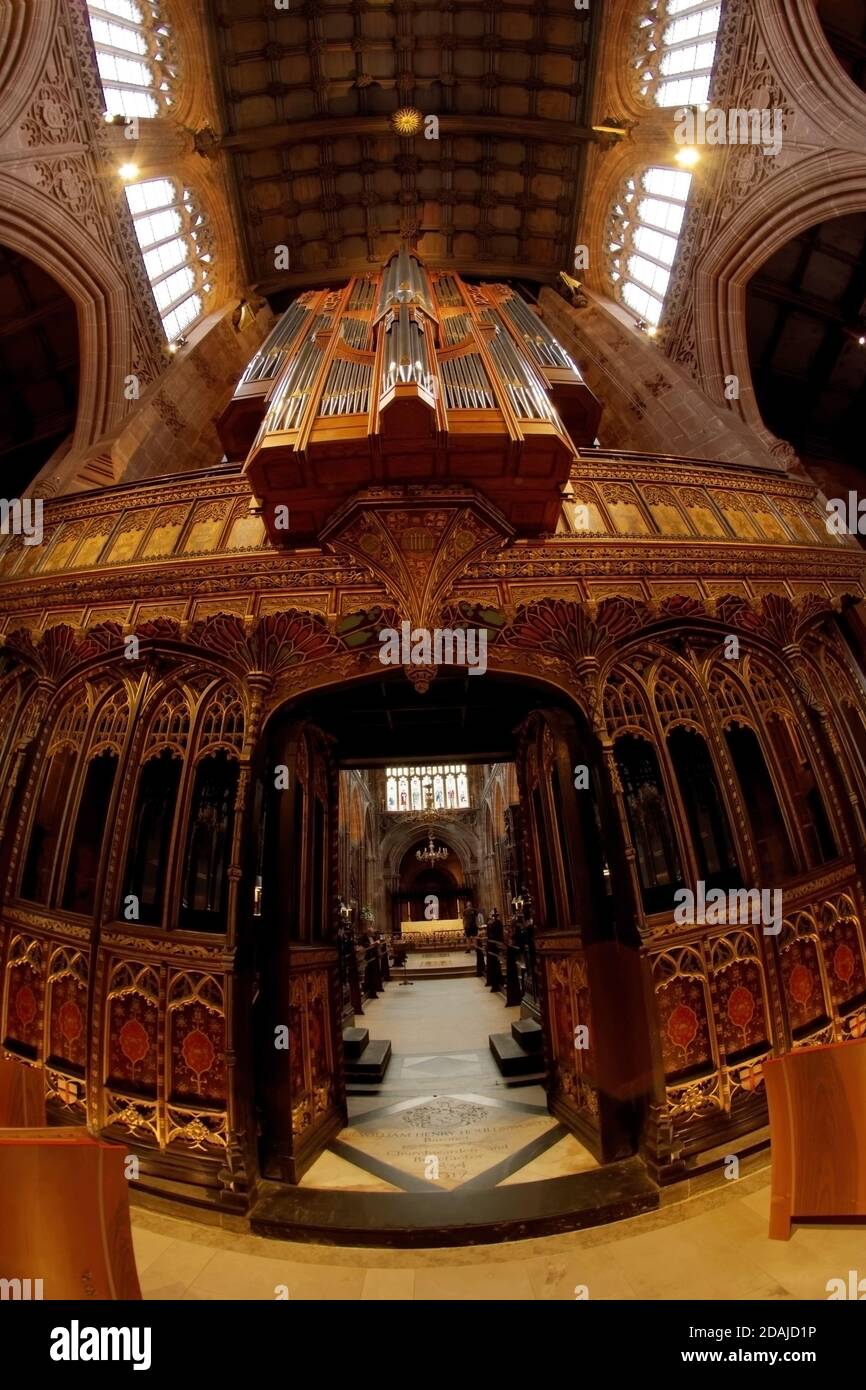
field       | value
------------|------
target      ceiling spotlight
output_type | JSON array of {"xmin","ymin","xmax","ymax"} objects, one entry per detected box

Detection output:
[
  {"xmin": 859, "ymin": 336, "xmax": 865, "ymax": 346},
  {"xmin": 390, "ymin": 107, "xmax": 423, "ymax": 137},
  {"xmin": 118, "ymin": 163, "xmax": 139, "ymax": 180},
  {"xmin": 103, "ymin": 111, "xmax": 117, "ymax": 124},
  {"xmin": 675, "ymin": 146, "xmax": 701, "ymax": 168}
]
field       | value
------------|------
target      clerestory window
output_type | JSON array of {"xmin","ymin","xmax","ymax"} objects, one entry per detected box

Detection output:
[
  {"xmin": 86, "ymin": 0, "xmax": 176, "ymax": 120},
  {"xmin": 608, "ymin": 166, "xmax": 693, "ymax": 326},
  {"xmin": 125, "ymin": 178, "xmax": 214, "ymax": 341},
  {"xmin": 633, "ymin": 0, "xmax": 722, "ymax": 108}
]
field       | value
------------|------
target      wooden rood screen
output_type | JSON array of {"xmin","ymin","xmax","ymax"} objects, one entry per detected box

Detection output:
[{"xmin": 0, "ymin": 1134, "xmax": 142, "ymax": 1299}]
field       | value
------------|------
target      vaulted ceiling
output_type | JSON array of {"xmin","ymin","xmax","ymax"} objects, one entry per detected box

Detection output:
[{"xmin": 208, "ymin": 0, "xmax": 598, "ymax": 298}]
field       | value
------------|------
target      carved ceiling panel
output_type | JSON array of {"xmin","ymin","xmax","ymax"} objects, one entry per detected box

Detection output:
[{"xmin": 209, "ymin": 0, "xmax": 596, "ymax": 291}]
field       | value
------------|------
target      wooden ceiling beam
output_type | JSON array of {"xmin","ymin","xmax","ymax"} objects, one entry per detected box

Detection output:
[
  {"xmin": 254, "ymin": 257, "xmax": 560, "ymax": 295},
  {"xmin": 0, "ymin": 296, "xmax": 73, "ymax": 339},
  {"xmin": 222, "ymin": 114, "xmax": 599, "ymax": 153}
]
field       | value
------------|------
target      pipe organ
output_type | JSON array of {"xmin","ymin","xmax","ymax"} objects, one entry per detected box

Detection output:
[{"xmin": 219, "ymin": 247, "xmax": 601, "ymax": 539}]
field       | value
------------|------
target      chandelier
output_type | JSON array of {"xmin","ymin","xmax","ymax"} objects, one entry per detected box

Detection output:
[{"xmin": 416, "ymin": 829, "xmax": 449, "ymax": 866}]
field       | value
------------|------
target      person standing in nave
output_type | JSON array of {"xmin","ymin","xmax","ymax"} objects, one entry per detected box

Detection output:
[{"xmin": 463, "ymin": 902, "xmax": 478, "ymax": 953}]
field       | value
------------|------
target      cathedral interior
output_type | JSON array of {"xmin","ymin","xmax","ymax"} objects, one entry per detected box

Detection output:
[{"xmin": 2, "ymin": 0, "xmax": 866, "ymax": 1318}]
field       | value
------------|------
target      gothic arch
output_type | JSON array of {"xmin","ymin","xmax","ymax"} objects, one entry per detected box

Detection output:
[
  {"xmin": 379, "ymin": 817, "xmax": 481, "ymax": 884},
  {"xmin": 758, "ymin": 0, "xmax": 866, "ymax": 150},
  {"xmin": 0, "ymin": 178, "xmax": 139, "ymax": 467},
  {"xmin": 691, "ymin": 151, "xmax": 866, "ymax": 451},
  {"xmin": 0, "ymin": 0, "xmax": 59, "ymax": 139}
]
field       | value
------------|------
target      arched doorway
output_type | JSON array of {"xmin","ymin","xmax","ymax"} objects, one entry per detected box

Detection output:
[{"xmin": 245, "ymin": 668, "xmax": 654, "ymax": 1191}]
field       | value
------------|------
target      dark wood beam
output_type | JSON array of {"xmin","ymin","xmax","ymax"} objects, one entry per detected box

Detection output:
[
  {"xmin": 222, "ymin": 113, "xmax": 599, "ymax": 154},
  {"xmin": 255, "ymin": 257, "xmax": 560, "ymax": 295},
  {"xmin": 0, "ymin": 297, "xmax": 72, "ymax": 340},
  {"xmin": 748, "ymin": 277, "xmax": 856, "ymax": 325}
]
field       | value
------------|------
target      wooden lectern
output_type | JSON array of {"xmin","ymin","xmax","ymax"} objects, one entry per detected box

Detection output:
[
  {"xmin": 763, "ymin": 1037, "xmax": 866, "ymax": 1240},
  {"xmin": 0, "ymin": 1054, "xmax": 45, "ymax": 1126},
  {"xmin": 0, "ymin": 1134, "xmax": 142, "ymax": 1299}
]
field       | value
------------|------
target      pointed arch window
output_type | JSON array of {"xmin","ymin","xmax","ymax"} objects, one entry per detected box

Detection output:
[
  {"xmin": 86, "ymin": 1, "xmax": 177, "ymax": 120},
  {"xmin": 608, "ymin": 167, "xmax": 692, "ymax": 326},
  {"xmin": 125, "ymin": 179, "xmax": 214, "ymax": 341},
  {"xmin": 633, "ymin": 1, "xmax": 722, "ymax": 108}
]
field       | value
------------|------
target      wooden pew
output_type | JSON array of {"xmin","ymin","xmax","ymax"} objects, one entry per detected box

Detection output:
[
  {"xmin": 763, "ymin": 1037, "xmax": 866, "ymax": 1240},
  {"xmin": 0, "ymin": 1054, "xmax": 45, "ymax": 1126},
  {"xmin": 0, "ymin": 1133, "xmax": 142, "ymax": 1299}
]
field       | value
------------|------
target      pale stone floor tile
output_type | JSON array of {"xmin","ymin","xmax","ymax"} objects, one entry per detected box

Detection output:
[
  {"xmin": 301, "ymin": 1147, "xmax": 404, "ymax": 1193},
  {"xmin": 497, "ymin": 1131, "xmax": 597, "ymax": 1184},
  {"xmin": 131, "ymin": 1225, "xmax": 176, "ymax": 1276},
  {"xmin": 606, "ymin": 1200, "xmax": 798, "ymax": 1302},
  {"xmin": 361, "ymin": 1268, "xmax": 417, "ymax": 1300},
  {"xmin": 414, "ymin": 1261, "xmax": 537, "ymax": 1301},
  {"xmin": 140, "ymin": 1239, "xmax": 221, "ymax": 1300},
  {"xmin": 271, "ymin": 1264, "xmax": 367, "ymax": 1301},
  {"xmin": 132, "ymin": 1179, "xmax": 861, "ymax": 1300},
  {"xmin": 525, "ymin": 1247, "xmax": 639, "ymax": 1301},
  {"xmin": 182, "ymin": 1251, "xmax": 291, "ymax": 1302}
]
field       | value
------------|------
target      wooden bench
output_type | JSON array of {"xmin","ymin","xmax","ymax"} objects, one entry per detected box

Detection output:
[
  {"xmin": 764, "ymin": 1037, "xmax": 866, "ymax": 1240},
  {"xmin": 0, "ymin": 1054, "xmax": 45, "ymax": 1127},
  {"xmin": 0, "ymin": 1132, "xmax": 142, "ymax": 1298}
]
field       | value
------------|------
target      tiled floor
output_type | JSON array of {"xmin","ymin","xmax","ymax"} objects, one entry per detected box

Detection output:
[
  {"xmin": 132, "ymin": 1172, "xmax": 865, "ymax": 1301},
  {"xmin": 302, "ymin": 973, "xmax": 594, "ymax": 1192},
  {"xmin": 129, "ymin": 974, "xmax": 864, "ymax": 1300}
]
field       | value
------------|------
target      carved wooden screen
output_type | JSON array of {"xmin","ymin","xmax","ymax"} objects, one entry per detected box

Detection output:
[
  {"xmin": 255, "ymin": 718, "xmax": 344, "ymax": 1183},
  {"xmin": 514, "ymin": 707, "xmax": 649, "ymax": 1163}
]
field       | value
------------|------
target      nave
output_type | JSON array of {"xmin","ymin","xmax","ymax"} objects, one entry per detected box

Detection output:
[{"xmin": 299, "ymin": 973, "xmax": 598, "ymax": 1197}]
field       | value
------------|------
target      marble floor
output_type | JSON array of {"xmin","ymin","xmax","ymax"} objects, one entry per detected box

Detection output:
[
  {"xmin": 128, "ymin": 981, "xmax": 864, "ymax": 1301},
  {"xmin": 132, "ymin": 1168, "xmax": 865, "ymax": 1301},
  {"xmin": 301, "ymin": 973, "xmax": 595, "ymax": 1193}
]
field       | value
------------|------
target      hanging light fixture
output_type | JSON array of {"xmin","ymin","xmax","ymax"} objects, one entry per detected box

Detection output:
[{"xmin": 416, "ymin": 829, "xmax": 449, "ymax": 866}]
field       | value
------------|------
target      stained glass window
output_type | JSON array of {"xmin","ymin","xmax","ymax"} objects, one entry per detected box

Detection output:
[{"xmin": 385, "ymin": 765, "xmax": 470, "ymax": 811}]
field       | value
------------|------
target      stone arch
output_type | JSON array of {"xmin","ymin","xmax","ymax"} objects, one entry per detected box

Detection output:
[
  {"xmin": 0, "ymin": 0, "xmax": 59, "ymax": 139},
  {"xmin": 379, "ymin": 816, "xmax": 482, "ymax": 885},
  {"xmin": 759, "ymin": 0, "xmax": 866, "ymax": 150},
  {"xmin": 0, "ymin": 176, "xmax": 140, "ymax": 470},
  {"xmin": 691, "ymin": 151, "xmax": 866, "ymax": 453}
]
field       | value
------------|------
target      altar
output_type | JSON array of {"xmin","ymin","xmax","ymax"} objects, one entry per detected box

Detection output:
[{"xmin": 400, "ymin": 917, "xmax": 463, "ymax": 935}]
